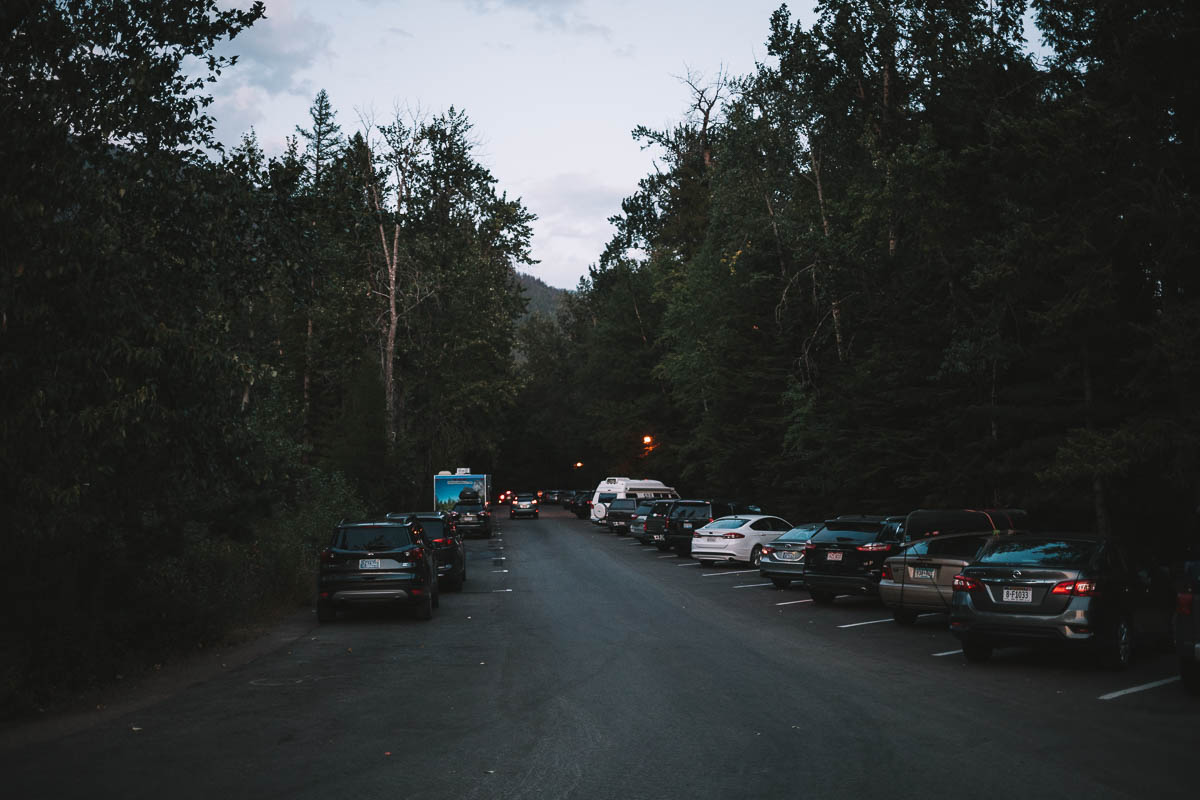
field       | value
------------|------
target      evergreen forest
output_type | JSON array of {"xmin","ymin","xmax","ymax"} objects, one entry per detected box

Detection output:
[{"xmin": 2, "ymin": 1, "xmax": 1197, "ymax": 711}]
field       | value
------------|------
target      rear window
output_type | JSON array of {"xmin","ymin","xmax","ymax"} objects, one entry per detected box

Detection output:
[
  {"xmin": 597, "ymin": 493, "xmax": 617, "ymax": 503},
  {"xmin": 609, "ymin": 499, "xmax": 637, "ymax": 511},
  {"xmin": 903, "ymin": 534, "xmax": 988, "ymax": 560},
  {"xmin": 416, "ymin": 519, "xmax": 445, "ymax": 538},
  {"xmin": 975, "ymin": 538, "xmax": 1098, "ymax": 567},
  {"xmin": 671, "ymin": 503, "xmax": 711, "ymax": 519},
  {"xmin": 454, "ymin": 503, "xmax": 483, "ymax": 512},
  {"xmin": 704, "ymin": 518, "xmax": 747, "ymax": 529},
  {"xmin": 334, "ymin": 525, "xmax": 413, "ymax": 551},
  {"xmin": 811, "ymin": 527, "xmax": 879, "ymax": 545},
  {"xmin": 777, "ymin": 524, "xmax": 823, "ymax": 542},
  {"xmin": 635, "ymin": 503, "xmax": 657, "ymax": 515}
]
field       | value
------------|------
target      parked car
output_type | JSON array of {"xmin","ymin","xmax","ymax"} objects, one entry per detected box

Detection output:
[
  {"xmin": 629, "ymin": 500, "xmax": 660, "ymax": 543},
  {"xmin": 691, "ymin": 515, "xmax": 793, "ymax": 566},
  {"xmin": 1177, "ymin": 559, "xmax": 1200, "ymax": 693},
  {"xmin": 567, "ymin": 490, "xmax": 593, "ymax": 519},
  {"xmin": 605, "ymin": 498, "xmax": 640, "ymax": 535},
  {"xmin": 803, "ymin": 515, "xmax": 903, "ymax": 603},
  {"xmin": 878, "ymin": 531, "xmax": 997, "ymax": 624},
  {"xmin": 451, "ymin": 498, "xmax": 492, "ymax": 537},
  {"xmin": 902, "ymin": 508, "xmax": 1028, "ymax": 541},
  {"xmin": 950, "ymin": 533, "xmax": 1175, "ymax": 668},
  {"xmin": 317, "ymin": 519, "xmax": 439, "ymax": 621},
  {"xmin": 664, "ymin": 499, "xmax": 764, "ymax": 555},
  {"xmin": 510, "ymin": 493, "xmax": 539, "ymax": 519},
  {"xmin": 758, "ymin": 522, "xmax": 825, "ymax": 588},
  {"xmin": 387, "ymin": 511, "xmax": 466, "ymax": 592}
]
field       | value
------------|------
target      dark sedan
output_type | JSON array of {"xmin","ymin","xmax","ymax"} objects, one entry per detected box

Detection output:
[
  {"xmin": 803, "ymin": 515, "xmax": 903, "ymax": 604},
  {"xmin": 317, "ymin": 519, "xmax": 439, "ymax": 621},
  {"xmin": 950, "ymin": 533, "xmax": 1174, "ymax": 668},
  {"xmin": 758, "ymin": 523, "xmax": 824, "ymax": 588}
]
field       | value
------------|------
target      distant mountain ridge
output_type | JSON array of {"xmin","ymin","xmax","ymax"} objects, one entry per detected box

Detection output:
[{"xmin": 516, "ymin": 272, "xmax": 568, "ymax": 319}]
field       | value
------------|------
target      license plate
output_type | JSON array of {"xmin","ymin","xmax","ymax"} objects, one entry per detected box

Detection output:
[
  {"xmin": 653, "ymin": 535, "xmax": 664, "ymax": 541},
  {"xmin": 359, "ymin": 559, "xmax": 382, "ymax": 570},
  {"xmin": 913, "ymin": 567, "xmax": 935, "ymax": 580},
  {"xmin": 826, "ymin": 551, "xmax": 843, "ymax": 562},
  {"xmin": 1003, "ymin": 587, "xmax": 1033, "ymax": 602},
  {"xmin": 778, "ymin": 551, "xmax": 800, "ymax": 561},
  {"xmin": 683, "ymin": 522, "xmax": 693, "ymax": 529}
]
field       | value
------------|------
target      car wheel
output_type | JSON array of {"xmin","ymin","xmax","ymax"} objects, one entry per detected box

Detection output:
[
  {"xmin": 443, "ymin": 571, "xmax": 464, "ymax": 592},
  {"xmin": 771, "ymin": 577, "xmax": 791, "ymax": 589},
  {"xmin": 1180, "ymin": 657, "xmax": 1200, "ymax": 695},
  {"xmin": 963, "ymin": 639, "xmax": 993, "ymax": 663},
  {"xmin": 1103, "ymin": 616, "xmax": 1134, "ymax": 670},
  {"xmin": 892, "ymin": 608, "xmax": 920, "ymax": 626},
  {"xmin": 809, "ymin": 589, "xmax": 836, "ymax": 605},
  {"xmin": 656, "ymin": 543, "xmax": 671, "ymax": 552},
  {"xmin": 696, "ymin": 559, "xmax": 713, "ymax": 566},
  {"xmin": 749, "ymin": 545, "xmax": 763, "ymax": 567},
  {"xmin": 316, "ymin": 599, "xmax": 335, "ymax": 623},
  {"xmin": 412, "ymin": 591, "xmax": 434, "ymax": 621}
]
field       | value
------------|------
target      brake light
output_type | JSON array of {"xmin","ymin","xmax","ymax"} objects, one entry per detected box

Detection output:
[
  {"xmin": 1050, "ymin": 580, "xmax": 1100, "ymax": 597},
  {"xmin": 1178, "ymin": 592, "xmax": 1195, "ymax": 615},
  {"xmin": 953, "ymin": 574, "xmax": 981, "ymax": 592},
  {"xmin": 532, "ymin": 499, "xmax": 538, "ymax": 505},
  {"xmin": 432, "ymin": 537, "xmax": 451, "ymax": 545},
  {"xmin": 804, "ymin": 542, "xmax": 817, "ymax": 551},
  {"xmin": 761, "ymin": 545, "xmax": 774, "ymax": 555},
  {"xmin": 880, "ymin": 563, "xmax": 893, "ymax": 581},
  {"xmin": 723, "ymin": 532, "xmax": 746, "ymax": 539},
  {"xmin": 857, "ymin": 542, "xmax": 894, "ymax": 552}
]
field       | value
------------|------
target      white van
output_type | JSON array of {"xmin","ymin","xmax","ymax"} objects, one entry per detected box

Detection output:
[{"xmin": 589, "ymin": 477, "xmax": 678, "ymax": 524}]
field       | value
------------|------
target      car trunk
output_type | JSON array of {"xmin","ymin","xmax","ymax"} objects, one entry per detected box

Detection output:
[{"xmin": 965, "ymin": 565, "xmax": 1083, "ymax": 615}]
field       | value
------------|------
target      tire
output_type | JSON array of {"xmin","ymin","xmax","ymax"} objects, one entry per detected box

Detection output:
[
  {"xmin": 771, "ymin": 577, "xmax": 791, "ymax": 589},
  {"xmin": 749, "ymin": 545, "xmax": 763, "ymax": 568},
  {"xmin": 892, "ymin": 608, "xmax": 920, "ymax": 626},
  {"xmin": 809, "ymin": 589, "xmax": 836, "ymax": 605},
  {"xmin": 1180, "ymin": 657, "xmax": 1200, "ymax": 695},
  {"xmin": 412, "ymin": 591, "xmax": 434, "ymax": 621},
  {"xmin": 316, "ymin": 599, "xmax": 335, "ymax": 623},
  {"xmin": 1103, "ymin": 616, "xmax": 1134, "ymax": 670},
  {"xmin": 697, "ymin": 559, "xmax": 713, "ymax": 566},
  {"xmin": 963, "ymin": 639, "xmax": 993, "ymax": 663},
  {"xmin": 656, "ymin": 543, "xmax": 671, "ymax": 552},
  {"xmin": 442, "ymin": 570, "xmax": 464, "ymax": 592}
]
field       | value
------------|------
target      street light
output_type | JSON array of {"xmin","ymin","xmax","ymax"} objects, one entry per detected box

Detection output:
[
  {"xmin": 573, "ymin": 461, "xmax": 583, "ymax": 469},
  {"xmin": 642, "ymin": 435, "xmax": 653, "ymax": 445}
]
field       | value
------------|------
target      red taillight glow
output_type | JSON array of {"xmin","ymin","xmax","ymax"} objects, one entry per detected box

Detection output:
[
  {"xmin": 857, "ymin": 542, "xmax": 894, "ymax": 552},
  {"xmin": 880, "ymin": 564, "xmax": 893, "ymax": 581},
  {"xmin": 804, "ymin": 542, "xmax": 817, "ymax": 551},
  {"xmin": 321, "ymin": 548, "xmax": 336, "ymax": 563},
  {"xmin": 1178, "ymin": 592, "xmax": 1195, "ymax": 615},
  {"xmin": 761, "ymin": 546, "xmax": 774, "ymax": 555},
  {"xmin": 723, "ymin": 532, "xmax": 746, "ymax": 539},
  {"xmin": 953, "ymin": 574, "xmax": 981, "ymax": 592},
  {"xmin": 1050, "ymin": 580, "xmax": 1100, "ymax": 597}
]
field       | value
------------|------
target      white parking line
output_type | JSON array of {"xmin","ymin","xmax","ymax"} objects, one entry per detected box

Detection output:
[
  {"xmin": 932, "ymin": 649, "xmax": 963, "ymax": 657},
  {"xmin": 491, "ymin": 569, "xmax": 509, "ymax": 573},
  {"xmin": 837, "ymin": 618, "xmax": 893, "ymax": 629},
  {"xmin": 625, "ymin": 541, "xmax": 641, "ymax": 545},
  {"xmin": 701, "ymin": 569, "xmax": 760, "ymax": 577},
  {"xmin": 492, "ymin": 588, "xmax": 513, "ymax": 593},
  {"xmin": 1098, "ymin": 676, "xmax": 1180, "ymax": 701},
  {"xmin": 733, "ymin": 583, "xmax": 773, "ymax": 589},
  {"xmin": 776, "ymin": 599, "xmax": 813, "ymax": 606},
  {"xmin": 677, "ymin": 561, "xmax": 701, "ymax": 567},
  {"xmin": 657, "ymin": 555, "xmax": 677, "ymax": 559}
]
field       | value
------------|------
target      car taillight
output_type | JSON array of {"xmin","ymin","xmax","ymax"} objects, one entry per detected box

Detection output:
[
  {"xmin": 532, "ymin": 499, "xmax": 538, "ymax": 505},
  {"xmin": 880, "ymin": 563, "xmax": 893, "ymax": 581},
  {"xmin": 953, "ymin": 574, "xmax": 981, "ymax": 592},
  {"xmin": 321, "ymin": 548, "xmax": 336, "ymax": 563},
  {"xmin": 1050, "ymin": 580, "xmax": 1100, "ymax": 597},
  {"xmin": 804, "ymin": 542, "xmax": 817, "ymax": 551},
  {"xmin": 723, "ymin": 532, "xmax": 746, "ymax": 539},
  {"xmin": 1178, "ymin": 592, "xmax": 1195, "ymax": 615},
  {"xmin": 761, "ymin": 545, "xmax": 774, "ymax": 555},
  {"xmin": 857, "ymin": 542, "xmax": 893, "ymax": 552},
  {"xmin": 432, "ymin": 537, "xmax": 450, "ymax": 545}
]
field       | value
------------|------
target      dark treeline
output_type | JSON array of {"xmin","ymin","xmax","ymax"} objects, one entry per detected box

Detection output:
[
  {"xmin": 1, "ymin": 1, "xmax": 532, "ymax": 710},
  {"xmin": 506, "ymin": 1, "xmax": 1200, "ymax": 542}
]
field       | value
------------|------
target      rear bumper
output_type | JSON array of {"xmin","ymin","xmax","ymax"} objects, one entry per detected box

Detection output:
[{"xmin": 805, "ymin": 573, "xmax": 879, "ymax": 596}]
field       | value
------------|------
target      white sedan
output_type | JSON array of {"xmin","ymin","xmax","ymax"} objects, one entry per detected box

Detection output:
[{"xmin": 690, "ymin": 515, "xmax": 793, "ymax": 566}]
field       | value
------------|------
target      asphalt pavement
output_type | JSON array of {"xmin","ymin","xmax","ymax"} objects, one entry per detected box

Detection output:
[{"xmin": 1, "ymin": 507, "xmax": 1193, "ymax": 799}]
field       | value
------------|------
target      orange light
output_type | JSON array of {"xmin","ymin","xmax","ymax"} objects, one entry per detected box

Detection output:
[{"xmin": 642, "ymin": 435, "xmax": 653, "ymax": 445}]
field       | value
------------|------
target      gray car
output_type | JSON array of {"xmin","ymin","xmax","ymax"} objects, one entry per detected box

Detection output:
[
  {"xmin": 1176, "ymin": 560, "xmax": 1200, "ymax": 693},
  {"xmin": 758, "ymin": 523, "xmax": 824, "ymax": 588},
  {"xmin": 878, "ymin": 532, "xmax": 994, "ymax": 624},
  {"xmin": 950, "ymin": 533, "xmax": 1173, "ymax": 668}
]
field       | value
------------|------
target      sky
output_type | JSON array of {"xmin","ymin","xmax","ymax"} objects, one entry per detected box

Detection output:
[{"xmin": 205, "ymin": 0, "xmax": 817, "ymax": 289}]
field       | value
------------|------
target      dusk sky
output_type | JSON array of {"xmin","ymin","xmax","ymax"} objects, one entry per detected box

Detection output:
[{"xmin": 205, "ymin": 0, "xmax": 817, "ymax": 289}]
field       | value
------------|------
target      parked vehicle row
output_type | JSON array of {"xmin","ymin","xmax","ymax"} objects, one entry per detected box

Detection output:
[
  {"xmin": 572, "ymin": 497, "xmax": 1189, "ymax": 681},
  {"xmin": 317, "ymin": 511, "xmax": 468, "ymax": 622}
]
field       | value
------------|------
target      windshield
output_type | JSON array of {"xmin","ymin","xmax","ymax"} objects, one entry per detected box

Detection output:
[
  {"xmin": 333, "ymin": 526, "xmax": 412, "ymax": 551},
  {"xmin": 975, "ymin": 538, "xmax": 1098, "ymax": 568}
]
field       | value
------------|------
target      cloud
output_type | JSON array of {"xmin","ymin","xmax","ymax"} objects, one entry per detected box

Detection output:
[
  {"xmin": 215, "ymin": 0, "xmax": 334, "ymax": 97},
  {"xmin": 463, "ymin": 0, "xmax": 613, "ymax": 40}
]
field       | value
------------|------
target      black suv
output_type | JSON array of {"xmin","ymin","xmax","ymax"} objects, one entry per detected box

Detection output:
[
  {"xmin": 641, "ymin": 499, "xmax": 676, "ymax": 549},
  {"xmin": 317, "ymin": 519, "xmax": 439, "ymax": 621},
  {"xmin": 387, "ymin": 511, "xmax": 466, "ymax": 591},
  {"xmin": 451, "ymin": 498, "xmax": 492, "ymax": 538},
  {"xmin": 803, "ymin": 515, "xmax": 904, "ymax": 603},
  {"xmin": 664, "ymin": 499, "xmax": 764, "ymax": 555},
  {"xmin": 605, "ymin": 498, "xmax": 639, "ymax": 535}
]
